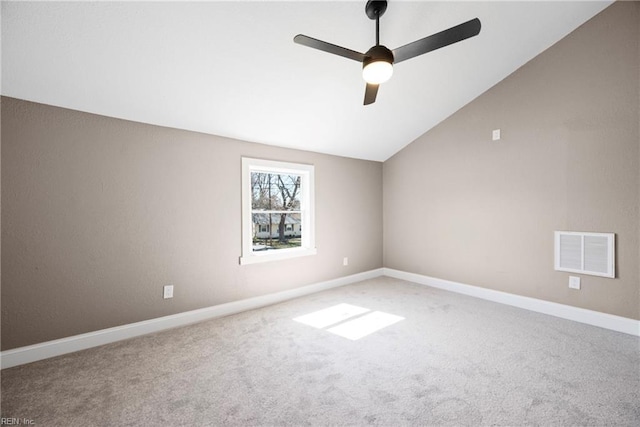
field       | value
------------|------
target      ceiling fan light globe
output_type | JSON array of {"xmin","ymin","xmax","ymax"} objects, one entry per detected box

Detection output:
[{"xmin": 362, "ymin": 60, "xmax": 393, "ymax": 84}]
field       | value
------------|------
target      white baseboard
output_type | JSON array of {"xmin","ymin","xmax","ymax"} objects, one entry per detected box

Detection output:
[
  {"xmin": 0, "ymin": 268, "xmax": 384, "ymax": 369},
  {"xmin": 383, "ymin": 268, "xmax": 640, "ymax": 337},
  {"xmin": 3, "ymin": 267, "xmax": 636, "ymax": 369}
]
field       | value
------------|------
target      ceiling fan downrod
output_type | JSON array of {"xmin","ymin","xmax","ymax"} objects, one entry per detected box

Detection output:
[{"xmin": 366, "ymin": 0, "xmax": 387, "ymax": 46}]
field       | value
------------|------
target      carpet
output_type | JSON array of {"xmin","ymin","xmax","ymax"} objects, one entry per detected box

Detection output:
[{"xmin": 2, "ymin": 276, "xmax": 639, "ymax": 426}]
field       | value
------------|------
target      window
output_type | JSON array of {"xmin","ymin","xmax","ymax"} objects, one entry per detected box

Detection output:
[{"xmin": 241, "ymin": 158, "xmax": 316, "ymax": 264}]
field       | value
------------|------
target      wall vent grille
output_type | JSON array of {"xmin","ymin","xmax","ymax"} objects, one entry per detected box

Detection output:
[{"xmin": 554, "ymin": 231, "xmax": 615, "ymax": 278}]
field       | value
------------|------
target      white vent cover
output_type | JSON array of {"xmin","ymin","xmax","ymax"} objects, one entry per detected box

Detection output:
[{"xmin": 554, "ymin": 231, "xmax": 615, "ymax": 278}]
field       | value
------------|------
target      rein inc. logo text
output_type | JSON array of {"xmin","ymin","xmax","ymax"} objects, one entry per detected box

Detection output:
[{"xmin": 1, "ymin": 418, "xmax": 35, "ymax": 426}]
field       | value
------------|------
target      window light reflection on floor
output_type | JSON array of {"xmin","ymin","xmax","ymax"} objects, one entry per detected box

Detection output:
[
  {"xmin": 327, "ymin": 311, "xmax": 404, "ymax": 340},
  {"xmin": 293, "ymin": 303, "xmax": 369, "ymax": 329},
  {"xmin": 293, "ymin": 304, "xmax": 404, "ymax": 340}
]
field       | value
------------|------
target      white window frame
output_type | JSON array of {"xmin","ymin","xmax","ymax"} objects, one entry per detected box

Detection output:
[{"xmin": 240, "ymin": 157, "xmax": 316, "ymax": 265}]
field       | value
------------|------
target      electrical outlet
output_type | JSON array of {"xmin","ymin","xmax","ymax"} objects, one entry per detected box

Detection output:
[
  {"xmin": 163, "ymin": 285, "xmax": 174, "ymax": 299},
  {"xmin": 343, "ymin": 257, "xmax": 349, "ymax": 266},
  {"xmin": 492, "ymin": 129, "xmax": 501, "ymax": 141},
  {"xmin": 569, "ymin": 276, "xmax": 581, "ymax": 290}
]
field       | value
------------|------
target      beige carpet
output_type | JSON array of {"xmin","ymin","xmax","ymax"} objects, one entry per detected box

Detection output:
[{"xmin": 2, "ymin": 276, "xmax": 639, "ymax": 426}]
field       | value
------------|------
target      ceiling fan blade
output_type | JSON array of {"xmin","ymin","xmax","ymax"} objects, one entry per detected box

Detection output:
[
  {"xmin": 392, "ymin": 18, "xmax": 481, "ymax": 64},
  {"xmin": 294, "ymin": 34, "xmax": 366, "ymax": 62},
  {"xmin": 363, "ymin": 83, "xmax": 379, "ymax": 105}
]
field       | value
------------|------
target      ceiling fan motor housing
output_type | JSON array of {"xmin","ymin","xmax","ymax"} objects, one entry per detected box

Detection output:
[
  {"xmin": 363, "ymin": 45, "xmax": 394, "ymax": 68},
  {"xmin": 363, "ymin": 45, "xmax": 394, "ymax": 84}
]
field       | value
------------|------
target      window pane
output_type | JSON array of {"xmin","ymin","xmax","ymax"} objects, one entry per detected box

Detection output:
[
  {"xmin": 251, "ymin": 172, "xmax": 301, "ymax": 211},
  {"xmin": 251, "ymin": 213, "xmax": 302, "ymax": 252}
]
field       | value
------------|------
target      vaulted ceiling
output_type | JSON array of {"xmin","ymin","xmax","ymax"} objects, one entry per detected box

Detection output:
[{"xmin": 1, "ymin": 1, "xmax": 612, "ymax": 161}]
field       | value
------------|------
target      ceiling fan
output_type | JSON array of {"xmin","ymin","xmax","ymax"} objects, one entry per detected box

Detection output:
[{"xmin": 294, "ymin": 0, "xmax": 481, "ymax": 105}]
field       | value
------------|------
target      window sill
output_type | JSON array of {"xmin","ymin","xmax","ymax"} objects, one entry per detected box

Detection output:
[{"xmin": 239, "ymin": 247, "xmax": 317, "ymax": 265}]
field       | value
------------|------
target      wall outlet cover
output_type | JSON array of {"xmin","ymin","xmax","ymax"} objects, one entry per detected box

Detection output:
[
  {"xmin": 163, "ymin": 285, "xmax": 174, "ymax": 299},
  {"xmin": 569, "ymin": 276, "xmax": 581, "ymax": 290}
]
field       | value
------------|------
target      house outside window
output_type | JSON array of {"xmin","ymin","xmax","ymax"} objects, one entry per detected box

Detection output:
[{"xmin": 240, "ymin": 157, "xmax": 316, "ymax": 264}]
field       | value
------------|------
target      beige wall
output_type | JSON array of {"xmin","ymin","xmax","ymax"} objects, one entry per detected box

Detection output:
[
  {"xmin": 384, "ymin": 1, "xmax": 640, "ymax": 320},
  {"xmin": 1, "ymin": 98, "xmax": 383, "ymax": 350}
]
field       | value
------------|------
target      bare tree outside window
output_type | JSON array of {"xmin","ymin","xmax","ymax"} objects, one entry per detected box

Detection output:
[{"xmin": 251, "ymin": 172, "xmax": 302, "ymax": 251}]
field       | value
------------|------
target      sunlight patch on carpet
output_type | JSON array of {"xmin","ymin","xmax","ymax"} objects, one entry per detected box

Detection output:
[
  {"xmin": 293, "ymin": 304, "xmax": 404, "ymax": 340},
  {"xmin": 327, "ymin": 311, "xmax": 404, "ymax": 340},
  {"xmin": 293, "ymin": 303, "xmax": 370, "ymax": 329}
]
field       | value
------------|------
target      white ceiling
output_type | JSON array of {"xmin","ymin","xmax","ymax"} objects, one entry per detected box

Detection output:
[{"xmin": 2, "ymin": 1, "xmax": 612, "ymax": 161}]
